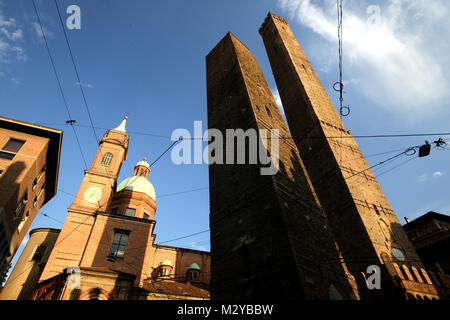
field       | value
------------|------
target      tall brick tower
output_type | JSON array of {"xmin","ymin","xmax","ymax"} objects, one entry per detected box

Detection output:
[
  {"xmin": 40, "ymin": 117, "xmax": 130, "ymax": 281},
  {"xmin": 259, "ymin": 13, "xmax": 435, "ymax": 299},
  {"xmin": 206, "ymin": 33, "xmax": 359, "ymax": 299}
]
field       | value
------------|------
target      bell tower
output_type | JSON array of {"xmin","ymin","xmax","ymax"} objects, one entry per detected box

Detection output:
[
  {"xmin": 69, "ymin": 116, "xmax": 129, "ymax": 212},
  {"xmin": 39, "ymin": 117, "xmax": 129, "ymax": 281}
]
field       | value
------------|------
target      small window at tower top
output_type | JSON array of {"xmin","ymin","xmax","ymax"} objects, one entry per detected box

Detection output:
[
  {"xmin": 32, "ymin": 245, "xmax": 46, "ymax": 262},
  {"xmin": 101, "ymin": 153, "xmax": 113, "ymax": 167},
  {"xmin": 373, "ymin": 205, "xmax": 380, "ymax": 215},
  {"xmin": 125, "ymin": 208, "xmax": 136, "ymax": 217},
  {"xmin": 265, "ymin": 106, "xmax": 272, "ymax": 117}
]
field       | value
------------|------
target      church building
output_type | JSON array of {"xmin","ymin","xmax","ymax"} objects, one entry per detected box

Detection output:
[{"xmin": 2, "ymin": 117, "xmax": 210, "ymax": 300}]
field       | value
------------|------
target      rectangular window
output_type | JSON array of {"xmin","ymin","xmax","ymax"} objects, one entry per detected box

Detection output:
[
  {"xmin": 143, "ymin": 213, "xmax": 149, "ymax": 220},
  {"xmin": 109, "ymin": 230, "xmax": 129, "ymax": 258},
  {"xmin": 0, "ymin": 138, "xmax": 25, "ymax": 160},
  {"xmin": 111, "ymin": 208, "xmax": 118, "ymax": 214},
  {"xmin": 124, "ymin": 208, "xmax": 136, "ymax": 217},
  {"xmin": 0, "ymin": 151, "xmax": 15, "ymax": 160},
  {"xmin": 15, "ymin": 202, "xmax": 26, "ymax": 219},
  {"xmin": 101, "ymin": 153, "xmax": 113, "ymax": 167},
  {"xmin": 3, "ymin": 138, "xmax": 25, "ymax": 153},
  {"xmin": 0, "ymin": 222, "xmax": 9, "ymax": 262},
  {"xmin": 32, "ymin": 245, "xmax": 46, "ymax": 262},
  {"xmin": 15, "ymin": 193, "xmax": 27, "ymax": 219}
]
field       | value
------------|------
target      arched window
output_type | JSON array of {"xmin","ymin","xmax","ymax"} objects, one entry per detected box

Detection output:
[{"xmin": 101, "ymin": 153, "xmax": 113, "ymax": 167}]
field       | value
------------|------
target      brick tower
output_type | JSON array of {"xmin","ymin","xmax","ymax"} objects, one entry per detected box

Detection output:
[
  {"xmin": 206, "ymin": 33, "xmax": 359, "ymax": 299},
  {"xmin": 40, "ymin": 117, "xmax": 130, "ymax": 281},
  {"xmin": 259, "ymin": 13, "xmax": 437, "ymax": 299}
]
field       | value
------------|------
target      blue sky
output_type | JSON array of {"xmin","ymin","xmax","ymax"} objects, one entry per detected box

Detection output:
[{"xmin": 1, "ymin": 0, "xmax": 449, "ymax": 277}]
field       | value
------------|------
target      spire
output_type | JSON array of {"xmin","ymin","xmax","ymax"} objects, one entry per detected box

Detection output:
[{"xmin": 113, "ymin": 116, "xmax": 128, "ymax": 132}]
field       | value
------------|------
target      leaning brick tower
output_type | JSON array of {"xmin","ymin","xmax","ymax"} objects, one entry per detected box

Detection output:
[
  {"xmin": 259, "ymin": 12, "xmax": 439, "ymax": 299},
  {"xmin": 206, "ymin": 32, "xmax": 358, "ymax": 299}
]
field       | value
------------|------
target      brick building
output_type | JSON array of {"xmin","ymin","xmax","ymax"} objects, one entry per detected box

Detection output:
[
  {"xmin": 0, "ymin": 228, "xmax": 60, "ymax": 300},
  {"xmin": 403, "ymin": 212, "xmax": 450, "ymax": 275},
  {"xmin": 2, "ymin": 117, "xmax": 210, "ymax": 300},
  {"xmin": 206, "ymin": 32, "xmax": 359, "ymax": 300},
  {"xmin": 0, "ymin": 117, "xmax": 62, "ymax": 284},
  {"xmin": 205, "ymin": 12, "xmax": 448, "ymax": 300}
]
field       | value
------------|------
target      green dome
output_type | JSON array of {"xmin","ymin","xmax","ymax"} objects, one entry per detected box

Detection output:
[
  {"xmin": 159, "ymin": 258, "xmax": 173, "ymax": 267},
  {"xmin": 117, "ymin": 175, "xmax": 156, "ymax": 200},
  {"xmin": 188, "ymin": 263, "xmax": 201, "ymax": 270}
]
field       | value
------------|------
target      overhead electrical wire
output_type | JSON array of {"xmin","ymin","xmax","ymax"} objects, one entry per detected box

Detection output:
[
  {"xmin": 50, "ymin": 0, "xmax": 119, "ymax": 230},
  {"xmin": 31, "ymin": 0, "xmax": 88, "ymax": 170},
  {"xmin": 33, "ymin": 122, "xmax": 450, "ymax": 141},
  {"xmin": 346, "ymin": 147, "xmax": 417, "ymax": 180},
  {"xmin": 53, "ymin": 0, "xmax": 99, "ymax": 144},
  {"xmin": 375, "ymin": 156, "xmax": 418, "ymax": 178}
]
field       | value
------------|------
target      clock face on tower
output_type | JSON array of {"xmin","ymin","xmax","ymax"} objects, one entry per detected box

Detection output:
[{"xmin": 83, "ymin": 187, "xmax": 102, "ymax": 204}]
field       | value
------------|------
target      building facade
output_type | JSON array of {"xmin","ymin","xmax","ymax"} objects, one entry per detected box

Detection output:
[
  {"xmin": 403, "ymin": 211, "xmax": 450, "ymax": 297},
  {"xmin": 204, "ymin": 12, "xmax": 449, "ymax": 300},
  {"xmin": 3, "ymin": 117, "xmax": 210, "ymax": 300},
  {"xmin": 0, "ymin": 228, "xmax": 60, "ymax": 300},
  {"xmin": 0, "ymin": 117, "xmax": 62, "ymax": 283}
]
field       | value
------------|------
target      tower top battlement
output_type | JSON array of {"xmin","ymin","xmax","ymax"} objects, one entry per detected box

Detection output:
[{"xmin": 259, "ymin": 12, "xmax": 288, "ymax": 35}]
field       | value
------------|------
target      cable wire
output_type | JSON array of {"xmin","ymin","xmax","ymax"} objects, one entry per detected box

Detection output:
[
  {"xmin": 346, "ymin": 147, "xmax": 416, "ymax": 180},
  {"xmin": 31, "ymin": 0, "xmax": 88, "ymax": 170},
  {"xmin": 53, "ymin": 0, "xmax": 99, "ymax": 144}
]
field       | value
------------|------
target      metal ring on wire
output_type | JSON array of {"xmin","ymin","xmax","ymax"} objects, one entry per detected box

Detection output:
[
  {"xmin": 405, "ymin": 148, "xmax": 417, "ymax": 156},
  {"xmin": 333, "ymin": 81, "xmax": 343, "ymax": 93},
  {"xmin": 340, "ymin": 105, "xmax": 350, "ymax": 117}
]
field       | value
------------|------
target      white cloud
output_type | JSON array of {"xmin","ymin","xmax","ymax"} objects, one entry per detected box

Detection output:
[
  {"xmin": 31, "ymin": 21, "xmax": 53, "ymax": 41},
  {"xmin": 277, "ymin": 0, "xmax": 450, "ymax": 118},
  {"xmin": 76, "ymin": 81, "xmax": 94, "ymax": 88},
  {"xmin": 0, "ymin": 8, "xmax": 26, "ymax": 63},
  {"xmin": 432, "ymin": 171, "xmax": 444, "ymax": 178},
  {"xmin": 418, "ymin": 171, "xmax": 444, "ymax": 182},
  {"xmin": 1, "ymin": 27, "xmax": 22, "ymax": 41}
]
